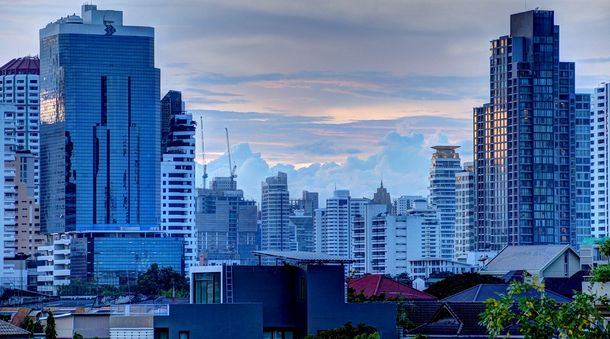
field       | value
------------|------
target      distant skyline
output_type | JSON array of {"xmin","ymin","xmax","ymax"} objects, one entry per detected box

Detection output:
[{"xmin": 2, "ymin": 0, "xmax": 610, "ymax": 200}]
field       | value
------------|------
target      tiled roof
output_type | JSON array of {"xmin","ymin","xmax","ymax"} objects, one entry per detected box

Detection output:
[
  {"xmin": 349, "ymin": 275, "xmax": 437, "ymax": 300},
  {"xmin": 0, "ymin": 57, "xmax": 39, "ymax": 75},
  {"xmin": 0, "ymin": 319, "xmax": 30, "ymax": 336},
  {"xmin": 441, "ymin": 284, "xmax": 572, "ymax": 303}
]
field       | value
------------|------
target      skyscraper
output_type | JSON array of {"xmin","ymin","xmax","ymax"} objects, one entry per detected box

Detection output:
[
  {"xmin": 261, "ymin": 172, "xmax": 295, "ymax": 251},
  {"xmin": 474, "ymin": 10, "xmax": 590, "ymax": 249},
  {"xmin": 591, "ymin": 84, "xmax": 610, "ymax": 238},
  {"xmin": 196, "ymin": 177, "xmax": 257, "ymax": 264},
  {"xmin": 428, "ymin": 146, "xmax": 461, "ymax": 260},
  {"xmin": 40, "ymin": 5, "xmax": 160, "ymax": 233},
  {"xmin": 0, "ymin": 104, "xmax": 16, "ymax": 284},
  {"xmin": 316, "ymin": 190, "xmax": 356, "ymax": 257},
  {"xmin": 454, "ymin": 162, "xmax": 475, "ymax": 262},
  {"xmin": 160, "ymin": 90, "xmax": 197, "ymax": 269}
]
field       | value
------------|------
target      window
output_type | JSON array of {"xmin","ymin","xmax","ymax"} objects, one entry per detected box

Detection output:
[{"xmin": 179, "ymin": 331, "xmax": 190, "ymax": 339}]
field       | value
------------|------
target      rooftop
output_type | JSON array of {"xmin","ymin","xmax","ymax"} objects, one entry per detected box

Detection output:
[
  {"xmin": 0, "ymin": 57, "xmax": 39, "ymax": 75},
  {"xmin": 349, "ymin": 275, "xmax": 437, "ymax": 300},
  {"xmin": 482, "ymin": 245, "xmax": 577, "ymax": 275},
  {"xmin": 252, "ymin": 250, "xmax": 354, "ymax": 264},
  {"xmin": 441, "ymin": 284, "xmax": 571, "ymax": 303},
  {"xmin": 0, "ymin": 319, "xmax": 30, "ymax": 336}
]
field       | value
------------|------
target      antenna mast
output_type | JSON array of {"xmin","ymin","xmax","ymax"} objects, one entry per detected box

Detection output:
[
  {"xmin": 200, "ymin": 116, "xmax": 208, "ymax": 189},
  {"xmin": 225, "ymin": 128, "xmax": 237, "ymax": 185}
]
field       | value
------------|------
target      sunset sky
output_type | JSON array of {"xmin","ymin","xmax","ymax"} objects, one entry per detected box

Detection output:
[{"xmin": 2, "ymin": 0, "xmax": 610, "ymax": 200}]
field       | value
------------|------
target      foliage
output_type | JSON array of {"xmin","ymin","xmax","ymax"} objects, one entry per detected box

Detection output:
[
  {"xmin": 135, "ymin": 263, "xmax": 188, "ymax": 297},
  {"xmin": 599, "ymin": 238, "xmax": 610, "ymax": 262},
  {"xmin": 428, "ymin": 271, "xmax": 454, "ymax": 279},
  {"xmin": 480, "ymin": 278, "xmax": 610, "ymax": 339},
  {"xmin": 396, "ymin": 302, "xmax": 416, "ymax": 329},
  {"xmin": 424, "ymin": 272, "xmax": 504, "ymax": 299},
  {"xmin": 73, "ymin": 332, "xmax": 84, "ymax": 339},
  {"xmin": 590, "ymin": 265, "xmax": 610, "ymax": 283},
  {"xmin": 305, "ymin": 322, "xmax": 379, "ymax": 339},
  {"xmin": 347, "ymin": 287, "xmax": 387, "ymax": 303},
  {"xmin": 390, "ymin": 272, "xmax": 413, "ymax": 286},
  {"xmin": 20, "ymin": 316, "xmax": 39, "ymax": 338},
  {"xmin": 45, "ymin": 311, "xmax": 57, "ymax": 339}
]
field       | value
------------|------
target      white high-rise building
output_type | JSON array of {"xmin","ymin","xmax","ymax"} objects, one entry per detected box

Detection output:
[
  {"xmin": 428, "ymin": 146, "xmax": 461, "ymax": 260},
  {"xmin": 1, "ymin": 104, "xmax": 17, "ymax": 285},
  {"xmin": 261, "ymin": 172, "xmax": 296, "ymax": 251},
  {"xmin": 455, "ymin": 162, "xmax": 475, "ymax": 262},
  {"xmin": 160, "ymin": 91, "xmax": 197, "ymax": 270},
  {"xmin": 404, "ymin": 198, "xmax": 441, "ymax": 259},
  {"xmin": 591, "ymin": 83, "xmax": 610, "ymax": 239},
  {"xmin": 315, "ymin": 190, "xmax": 356, "ymax": 257}
]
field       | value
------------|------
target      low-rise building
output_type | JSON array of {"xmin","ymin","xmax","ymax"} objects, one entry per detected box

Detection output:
[{"xmin": 408, "ymin": 258, "xmax": 475, "ymax": 281}]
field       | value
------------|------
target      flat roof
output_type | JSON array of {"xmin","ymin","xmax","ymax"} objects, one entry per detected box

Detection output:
[{"xmin": 252, "ymin": 251, "xmax": 354, "ymax": 264}]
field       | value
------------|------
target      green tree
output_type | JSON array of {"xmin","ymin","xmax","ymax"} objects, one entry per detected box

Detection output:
[
  {"xmin": 392, "ymin": 272, "xmax": 413, "ymax": 285},
  {"xmin": 136, "ymin": 263, "xmax": 188, "ymax": 297},
  {"xmin": 424, "ymin": 272, "xmax": 504, "ymax": 299},
  {"xmin": 347, "ymin": 287, "xmax": 387, "ymax": 303},
  {"xmin": 306, "ymin": 322, "xmax": 379, "ymax": 339},
  {"xmin": 45, "ymin": 311, "xmax": 57, "ymax": 339},
  {"xmin": 480, "ymin": 279, "xmax": 610, "ymax": 338},
  {"xmin": 599, "ymin": 238, "xmax": 610, "ymax": 263},
  {"xmin": 73, "ymin": 332, "xmax": 84, "ymax": 339},
  {"xmin": 20, "ymin": 316, "xmax": 35, "ymax": 338}
]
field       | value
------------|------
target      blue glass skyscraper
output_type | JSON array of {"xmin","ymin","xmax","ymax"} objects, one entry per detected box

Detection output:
[
  {"xmin": 40, "ymin": 5, "xmax": 160, "ymax": 233},
  {"xmin": 474, "ymin": 10, "xmax": 590, "ymax": 250}
]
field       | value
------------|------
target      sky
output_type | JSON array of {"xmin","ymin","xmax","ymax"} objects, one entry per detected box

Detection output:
[{"xmin": 1, "ymin": 0, "xmax": 610, "ymax": 201}]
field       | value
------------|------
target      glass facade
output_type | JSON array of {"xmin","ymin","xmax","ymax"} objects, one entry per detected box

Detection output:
[
  {"xmin": 474, "ymin": 10, "xmax": 590, "ymax": 249},
  {"xmin": 192, "ymin": 272, "xmax": 221, "ymax": 304},
  {"xmin": 40, "ymin": 7, "xmax": 160, "ymax": 233}
]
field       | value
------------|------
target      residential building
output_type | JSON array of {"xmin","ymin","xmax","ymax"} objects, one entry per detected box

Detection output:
[
  {"xmin": 474, "ymin": 10, "xmax": 589, "ymax": 250},
  {"xmin": 480, "ymin": 244, "xmax": 580, "ymax": 279},
  {"xmin": 351, "ymin": 203, "xmax": 388, "ymax": 275},
  {"xmin": 574, "ymin": 93, "xmax": 591, "ymax": 244},
  {"xmin": 260, "ymin": 172, "xmax": 295, "ymax": 252},
  {"xmin": 0, "ymin": 57, "xmax": 43, "ymax": 268},
  {"xmin": 37, "ymin": 230, "xmax": 184, "ymax": 294},
  {"xmin": 196, "ymin": 177, "xmax": 257, "ymax": 264},
  {"xmin": 591, "ymin": 84, "xmax": 610, "ymax": 238},
  {"xmin": 14, "ymin": 151, "xmax": 43, "ymax": 256},
  {"xmin": 404, "ymin": 198, "xmax": 441, "ymax": 259},
  {"xmin": 316, "ymin": 190, "xmax": 358, "ymax": 257},
  {"xmin": 179, "ymin": 251, "xmax": 396, "ymax": 338},
  {"xmin": 408, "ymin": 258, "xmax": 475, "ymax": 281},
  {"xmin": 160, "ymin": 90, "xmax": 197, "ymax": 270},
  {"xmin": 428, "ymin": 146, "xmax": 461, "ymax": 260},
  {"xmin": 372, "ymin": 181, "xmax": 392, "ymax": 213},
  {"xmin": 40, "ymin": 5, "xmax": 160, "ymax": 233},
  {"xmin": 1, "ymin": 104, "xmax": 17, "ymax": 286},
  {"xmin": 454, "ymin": 162, "xmax": 475, "ymax": 262},
  {"xmin": 289, "ymin": 210, "xmax": 316, "ymax": 252},
  {"xmin": 0, "ymin": 56, "xmax": 40, "ymax": 156},
  {"xmin": 394, "ymin": 195, "xmax": 425, "ymax": 216}
]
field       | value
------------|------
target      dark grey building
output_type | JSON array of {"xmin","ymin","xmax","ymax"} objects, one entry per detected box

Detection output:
[
  {"xmin": 39, "ymin": 5, "xmax": 160, "ymax": 233},
  {"xmin": 161, "ymin": 252, "xmax": 397, "ymax": 338},
  {"xmin": 474, "ymin": 10, "xmax": 590, "ymax": 250}
]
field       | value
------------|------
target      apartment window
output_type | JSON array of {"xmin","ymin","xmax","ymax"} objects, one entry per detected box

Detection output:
[
  {"xmin": 179, "ymin": 331, "xmax": 190, "ymax": 339},
  {"xmin": 154, "ymin": 329, "xmax": 169, "ymax": 339}
]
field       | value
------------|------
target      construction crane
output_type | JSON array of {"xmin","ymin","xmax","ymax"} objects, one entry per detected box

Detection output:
[
  {"xmin": 225, "ymin": 128, "xmax": 237, "ymax": 184},
  {"xmin": 200, "ymin": 116, "xmax": 208, "ymax": 189}
]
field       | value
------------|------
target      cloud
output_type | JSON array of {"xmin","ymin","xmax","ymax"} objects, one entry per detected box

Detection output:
[{"xmin": 197, "ymin": 130, "xmax": 472, "ymax": 202}]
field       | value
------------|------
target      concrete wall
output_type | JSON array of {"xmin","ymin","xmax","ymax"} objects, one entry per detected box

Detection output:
[{"xmin": 154, "ymin": 304, "xmax": 263, "ymax": 339}]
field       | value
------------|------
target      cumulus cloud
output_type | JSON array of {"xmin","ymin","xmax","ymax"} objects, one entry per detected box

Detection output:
[{"xmin": 197, "ymin": 131, "xmax": 472, "ymax": 202}]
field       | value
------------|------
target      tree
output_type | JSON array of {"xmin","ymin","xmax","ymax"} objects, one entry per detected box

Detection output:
[
  {"xmin": 599, "ymin": 238, "xmax": 610, "ymax": 263},
  {"xmin": 480, "ymin": 279, "xmax": 610, "ymax": 338},
  {"xmin": 347, "ymin": 287, "xmax": 387, "ymax": 303},
  {"xmin": 45, "ymin": 311, "xmax": 57, "ymax": 339},
  {"xmin": 306, "ymin": 322, "xmax": 379, "ymax": 339},
  {"xmin": 73, "ymin": 332, "xmax": 84, "ymax": 339},
  {"xmin": 392, "ymin": 272, "xmax": 413, "ymax": 285},
  {"xmin": 424, "ymin": 272, "xmax": 504, "ymax": 299},
  {"xmin": 136, "ymin": 263, "xmax": 188, "ymax": 297}
]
